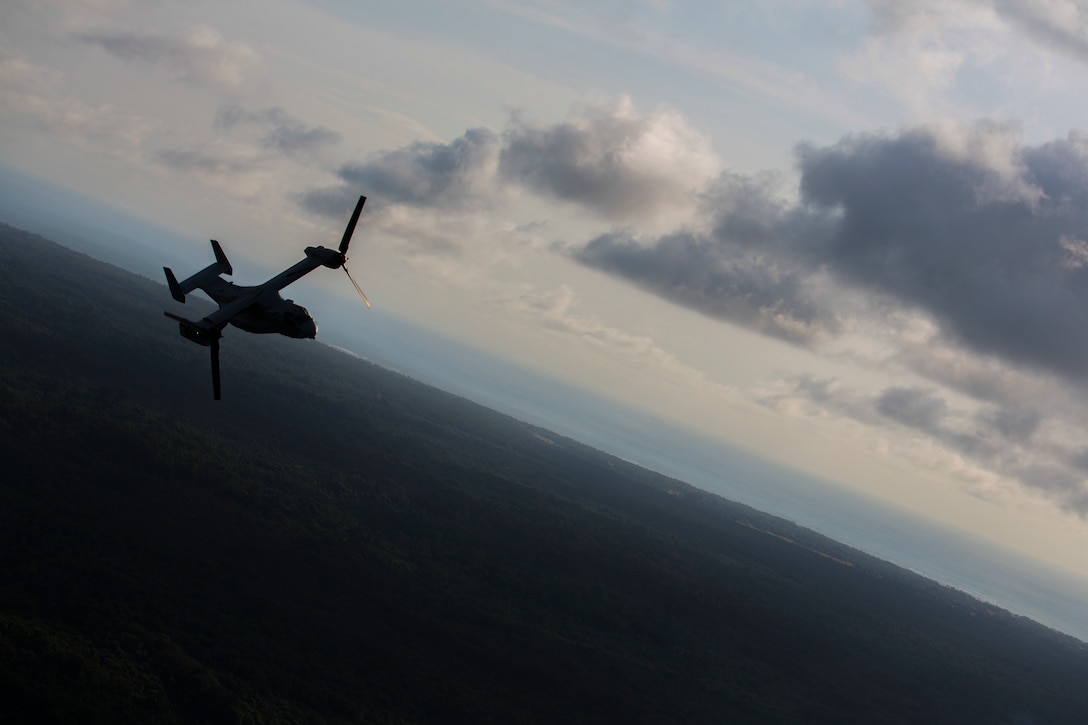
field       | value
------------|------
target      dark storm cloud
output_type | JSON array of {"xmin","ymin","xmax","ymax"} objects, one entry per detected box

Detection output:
[
  {"xmin": 215, "ymin": 104, "xmax": 340, "ymax": 158},
  {"xmin": 876, "ymin": 386, "xmax": 947, "ymax": 431},
  {"xmin": 571, "ymin": 170, "xmax": 842, "ymax": 344},
  {"xmin": 976, "ymin": 405, "xmax": 1041, "ymax": 442},
  {"xmin": 575, "ymin": 227, "xmax": 836, "ymax": 344},
  {"xmin": 1011, "ymin": 464, "xmax": 1088, "ymax": 511},
  {"xmin": 796, "ymin": 125, "xmax": 1088, "ymax": 378},
  {"xmin": 301, "ymin": 127, "xmax": 498, "ymax": 217},
  {"xmin": 572, "ymin": 122, "xmax": 1088, "ymax": 380}
]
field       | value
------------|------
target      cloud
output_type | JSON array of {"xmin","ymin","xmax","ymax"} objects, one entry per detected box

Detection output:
[
  {"xmin": 842, "ymin": 1, "xmax": 1088, "ymax": 121},
  {"xmin": 557, "ymin": 117, "xmax": 1088, "ymax": 515},
  {"xmin": 301, "ymin": 127, "xmax": 500, "ymax": 218},
  {"xmin": 308, "ymin": 112, "xmax": 1088, "ymax": 394},
  {"xmin": 499, "ymin": 97, "xmax": 719, "ymax": 222},
  {"xmin": 215, "ymin": 105, "xmax": 341, "ymax": 160},
  {"xmin": 305, "ymin": 111, "xmax": 1088, "ymax": 412},
  {"xmin": 796, "ymin": 122, "xmax": 1088, "ymax": 379},
  {"xmin": 569, "ymin": 121, "xmax": 1088, "ymax": 381},
  {"xmin": 844, "ymin": 1, "xmax": 977, "ymax": 118},
  {"xmin": 76, "ymin": 26, "xmax": 259, "ymax": 89},
  {"xmin": 567, "ymin": 164, "xmax": 849, "ymax": 345},
  {"xmin": 770, "ymin": 372, "xmax": 1088, "ymax": 516},
  {"xmin": 147, "ymin": 104, "xmax": 342, "ymax": 199},
  {"xmin": 0, "ymin": 54, "xmax": 154, "ymax": 152},
  {"xmin": 301, "ymin": 101, "xmax": 827, "ymax": 344},
  {"xmin": 977, "ymin": 405, "xmax": 1041, "ymax": 442},
  {"xmin": 302, "ymin": 97, "xmax": 718, "ymax": 231},
  {"xmin": 850, "ymin": 0, "xmax": 1088, "ymax": 113},
  {"xmin": 876, "ymin": 386, "xmax": 948, "ymax": 431},
  {"xmin": 299, "ymin": 110, "xmax": 1088, "ymax": 518},
  {"xmin": 992, "ymin": 0, "xmax": 1088, "ymax": 64},
  {"xmin": 500, "ymin": 283, "xmax": 705, "ymax": 380},
  {"xmin": 154, "ymin": 147, "xmax": 272, "ymax": 197},
  {"xmin": 573, "ymin": 227, "xmax": 838, "ymax": 345}
]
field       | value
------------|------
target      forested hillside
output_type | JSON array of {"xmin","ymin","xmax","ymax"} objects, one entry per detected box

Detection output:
[{"xmin": 2, "ymin": 223, "xmax": 1087, "ymax": 723}]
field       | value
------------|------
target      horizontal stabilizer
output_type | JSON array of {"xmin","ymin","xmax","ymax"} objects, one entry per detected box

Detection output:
[{"xmin": 168, "ymin": 240, "xmax": 234, "ymax": 302}]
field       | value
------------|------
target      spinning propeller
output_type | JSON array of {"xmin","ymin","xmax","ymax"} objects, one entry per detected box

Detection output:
[
  {"xmin": 163, "ymin": 312, "xmax": 225, "ymax": 400},
  {"xmin": 338, "ymin": 195, "xmax": 371, "ymax": 308}
]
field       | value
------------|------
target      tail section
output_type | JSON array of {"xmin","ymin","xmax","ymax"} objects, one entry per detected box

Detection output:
[
  {"xmin": 210, "ymin": 239, "xmax": 233, "ymax": 275},
  {"xmin": 164, "ymin": 267, "xmax": 185, "ymax": 302},
  {"xmin": 163, "ymin": 240, "xmax": 233, "ymax": 304}
]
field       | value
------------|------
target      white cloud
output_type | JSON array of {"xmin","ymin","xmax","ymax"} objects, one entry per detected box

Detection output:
[
  {"xmin": 993, "ymin": 0, "xmax": 1088, "ymax": 64},
  {"xmin": 758, "ymin": 352, "xmax": 1088, "ymax": 518},
  {"xmin": 77, "ymin": 25, "xmax": 260, "ymax": 90},
  {"xmin": 499, "ymin": 283, "xmax": 707, "ymax": 381},
  {"xmin": 842, "ymin": 1, "xmax": 1003, "ymax": 119},
  {"xmin": 0, "ymin": 54, "xmax": 155, "ymax": 153},
  {"xmin": 500, "ymin": 96, "xmax": 720, "ymax": 226}
]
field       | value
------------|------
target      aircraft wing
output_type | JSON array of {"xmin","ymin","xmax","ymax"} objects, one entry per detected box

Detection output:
[
  {"xmin": 202, "ymin": 287, "xmax": 266, "ymax": 329},
  {"xmin": 200, "ymin": 254, "xmax": 326, "ymax": 329}
]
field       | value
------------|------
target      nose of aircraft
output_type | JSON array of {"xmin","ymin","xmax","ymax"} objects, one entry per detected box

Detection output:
[{"xmin": 299, "ymin": 318, "xmax": 317, "ymax": 339}]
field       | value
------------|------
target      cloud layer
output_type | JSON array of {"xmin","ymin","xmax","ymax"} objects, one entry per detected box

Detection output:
[
  {"xmin": 306, "ymin": 105, "xmax": 1088, "ymax": 516},
  {"xmin": 302, "ymin": 98, "xmax": 718, "ymax": 225},
  {"xmin": 575, "ymin": 121, "xmax": 1088, "ymax": 383}
]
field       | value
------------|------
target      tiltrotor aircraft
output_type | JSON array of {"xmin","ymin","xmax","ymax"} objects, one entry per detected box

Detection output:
[{"xmin": 163, "ymin": 195, "xmax": 369, "ymax": 400}]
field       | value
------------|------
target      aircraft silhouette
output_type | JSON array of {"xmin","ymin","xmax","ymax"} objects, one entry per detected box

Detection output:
[{"xmin": 163, "ymin": 195, "xmax": 369, "ymax": 400}]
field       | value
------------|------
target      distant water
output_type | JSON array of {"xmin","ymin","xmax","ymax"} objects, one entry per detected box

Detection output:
[
  {"xmin": 6, "ymin": 164, "xmax": 1088, "ymax": 643},
  {"xmin": 616, "ymin": 428, "xmax": 1088, "ymax": 644}
]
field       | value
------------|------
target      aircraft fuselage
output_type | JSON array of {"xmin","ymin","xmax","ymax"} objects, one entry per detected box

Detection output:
[{"xmin": 197, "ymin": 277, "xmax": 317, "ymax": 339}]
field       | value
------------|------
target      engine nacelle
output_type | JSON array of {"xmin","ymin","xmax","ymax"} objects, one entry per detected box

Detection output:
[
  {"xmin": 175, "ymin": 320, "xmax": 218, "ymax": 346},
  {"xmin": 304, "ymin": 245, "xmax": 345, "ymax": 269}
]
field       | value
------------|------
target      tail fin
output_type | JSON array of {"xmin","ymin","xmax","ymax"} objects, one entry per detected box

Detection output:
[
  {"xmin": 210, "ymin": 239, "xmax": 233, "ymax": 275},
  {"xmin": 163, "ymin": 240, "xmax": 233, "ymax": 304},
  {"xmin": 164, "ymin": 267, "xmax": 185, "ymax": 302}
]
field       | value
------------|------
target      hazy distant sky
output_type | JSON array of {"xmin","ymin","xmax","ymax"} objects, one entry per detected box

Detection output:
[{"xmin": 7, "ymin": 0, "xmax": 1088, "ymax": 578}]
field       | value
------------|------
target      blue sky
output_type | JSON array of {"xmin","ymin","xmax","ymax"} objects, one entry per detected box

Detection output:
[{"xmin": 6, "ymin": 0, "xmax": 1088, "ymax": 591}]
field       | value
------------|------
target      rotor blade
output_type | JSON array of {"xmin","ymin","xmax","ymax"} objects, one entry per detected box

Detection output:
[
  {"xmin": 338, "ymin": 195, "xmax": 367, "ymax": 255},
  {"xmin": 343, "ymin": 265, "xmax": 371, "ymax": 308},
  {"xmin": 210, "ymin": 336, "xmax": 222, "ymax": 401}
]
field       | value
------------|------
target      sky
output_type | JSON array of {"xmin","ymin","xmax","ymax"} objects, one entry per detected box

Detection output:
[{"xmin": 5, "ymin": 0, "xmax": 1088, "ymax": 589}]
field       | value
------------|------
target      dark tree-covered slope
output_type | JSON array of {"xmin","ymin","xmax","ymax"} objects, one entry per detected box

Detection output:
[{"xmin": 1, "ymin": 222, "xmax": 1087, "ymax": 724}]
